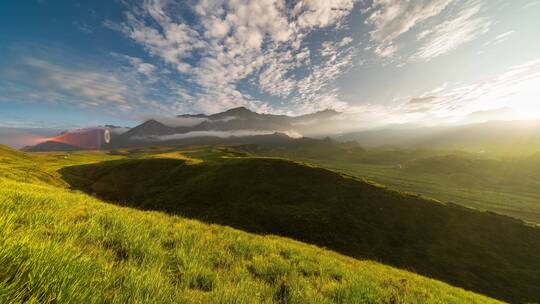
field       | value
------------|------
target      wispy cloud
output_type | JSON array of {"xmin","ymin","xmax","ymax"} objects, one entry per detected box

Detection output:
[
  {"xmin": 366, "ymin": 0, "xmax": 453, "ymax": 58},
  {"xmin": 413, "ymin": 1, "xmax": 491, "ymax": 60},
  {"xmin": 367, "ymin": 0, "xmax": 453, "ymax": 43},
  {"xmin": 0, "ymin": 54, "xmax": 170, "ymax": 117},
  {"xmin": 400, "ymin": 59, "xmax": 540, "ymax": 121},
  {"xmin": 366, "ymin": 0, "xmax": 493, "ymax": 62},
  {"xmin": 482, "ymin": 30, "xmax": 515, "ymax": 47},
  {"xmin": 112, "ymin": 53, "xmax": 159, "ymax": 83},
  {"xmin": 73, "ymin": 21, "xmax": 93, "ymax": 34},
  {"xmin": 295, "ymin": 39, "xmax": 356, "ymax": 112}
]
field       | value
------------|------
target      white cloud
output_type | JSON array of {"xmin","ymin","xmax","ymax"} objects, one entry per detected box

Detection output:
[
  {"xmin": 110, "ymin": 0, "xmax": 359, "ymax": 115},
  {"xmin": 367, "ymin": 0, "xmax": 453, "ymax": 43},
  {"xmin": 0, "ymin": 55, "xmax": 171, "ymax": 116},
  {"xmin": 366, "ymin": 0, "xmax": 493, "ymax": 61},
  {"xmin": 400, "ymin": 59, "xmax": 540, "ymax": 121},
  {"xmin": 19, "ymin": 58, "xmax": 131, "ymax": 109},
  {"xmin": 113, "ymin": 54, "xmax": 158, "ymax": 82},
  {"xmin": 120, "ymin": 2, "xmax": 206, "ymax": 72},
  {"xmin": 374, "ymin": 43, "xmax": 398, "ymax": 58},
  {"xmin": 483, "ymin": 30, "xmax": 515, "ymax": 47},
  {"xmin": 338, "ymin": 36, "xmax": 354, "ymax": 47},
  {"xmin": 414, "ymin": 1, "xmax": 492, "ymax": 60},
  {"xmin": 258, "ymin": 50, "xmax": 297, "ymax": 97},
  {"xmin": 295, "ymin": 41, "xmax": 356, "ymax": 112},
  {"xmin": 294, "ymin": 0, "xmax": 357, "ymax": 30}
]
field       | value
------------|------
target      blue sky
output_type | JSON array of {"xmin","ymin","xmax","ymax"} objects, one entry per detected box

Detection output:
[{"xmin": 1, "ymin": 0, "xmax": 539, "ymax": 129}]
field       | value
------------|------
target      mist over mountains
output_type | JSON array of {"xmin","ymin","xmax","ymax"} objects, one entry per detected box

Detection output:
[
  {"xmin": 123, "ymin": 106, "xmax": 339, "ymax": 141},
  {"xmin": 0, "ymin": 127, "xmax": 62, "ymax": 149},
  {"xmin": 8, "ymin": 106, "xmax": 540, "ymax": 156},
  {"xmin": 20, "ymin": 107, "xmax": 341, "ymax": 151},
  {"xmin": 340, "ymin": 119, "xmax": 540, "ymax": 155}
]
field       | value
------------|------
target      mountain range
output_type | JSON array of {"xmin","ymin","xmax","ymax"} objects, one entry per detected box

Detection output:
[
  {"xmin": 17, "ymin": 107, "xmax": 540, "ymax": 156},
  {"xmin": 110, "ymin": 107, "xmax": 338, "ymax": 147},
  {"xmin": 22, "ymin": 107, "xmax": 340, "ymax": 151}
]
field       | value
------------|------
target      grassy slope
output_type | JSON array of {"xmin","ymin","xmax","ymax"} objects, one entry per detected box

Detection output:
[
  {"xmin": 62, "ymin": 149, "xmax": 540, "ymax": 303},
  {"xmin": 301, "ymin": 157, "xmax": 540, "ymax": 224},
  {"xmin": 252, "ymin": 145, "xmax": 540, "ymax": 224},
  {"xmin": 0, "ymin": 147, "xmax": 499, "ymax": 303}
]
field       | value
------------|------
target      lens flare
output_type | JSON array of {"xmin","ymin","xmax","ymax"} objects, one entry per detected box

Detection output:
[
  {"xmin": 38, "ymin": 127, "xmax": 111, "ymax": 150},
  {"xmin": 103, "ymin": 128, "xmax": 111, "ymax": 144}
]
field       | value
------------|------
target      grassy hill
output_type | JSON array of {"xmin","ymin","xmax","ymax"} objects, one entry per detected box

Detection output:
[
  {"xmin": 242, "ymin": 142, "xmax": 540, "ymax": 224},
  {"xmin": 0, "ymin": 147, "xmax": 501, "ymax": 303},
  {"xmin": 61, "ymin": 149, "xmax": 540, "ymax": 303}
]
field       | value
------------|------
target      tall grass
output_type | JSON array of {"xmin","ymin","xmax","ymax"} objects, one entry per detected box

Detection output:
[
  {"xmin": 0, "ymin": 147, "xmax": 499, "ymax": 303},
  {"xmin": 63, "ymin": 155, "xmax": 540, "ymax": 302}
]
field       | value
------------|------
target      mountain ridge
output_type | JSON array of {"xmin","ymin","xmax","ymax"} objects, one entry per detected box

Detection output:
[{"xmin": 107, "ymin": 107, "xmax": 340, "ymax": 149}]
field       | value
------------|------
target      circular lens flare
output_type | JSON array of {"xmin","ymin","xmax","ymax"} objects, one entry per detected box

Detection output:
[{"xmin": 103, "ymin": 129, "xmax": 111, "ymax": 144}]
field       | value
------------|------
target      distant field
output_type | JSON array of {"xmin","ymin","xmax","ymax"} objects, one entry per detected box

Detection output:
[
  {"xmin": 0, "ymin": 145, "xmax": 500, "ymax": 304},
  {"xmin": 295, "ymin": 158, "xmax": 540, "ymax": 224}
]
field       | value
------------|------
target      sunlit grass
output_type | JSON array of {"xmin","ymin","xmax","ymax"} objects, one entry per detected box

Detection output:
[
  {"xmin": 0, "ymin": 145, "xmax": 501, "ymax": 303},
  {"xmin": 0, "ymin": 177, "xmax": 500, "ymax": 303}
]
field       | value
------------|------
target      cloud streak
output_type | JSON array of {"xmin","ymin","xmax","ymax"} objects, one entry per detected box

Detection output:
[
  {"xmin": 366, "ymin": 0, "xmax": 493, "ymax": 61},
  {"xmin": 400, "ymin": 59, "xmax": 540, "ymax": 122},
  {"xmin": 367, "ymin": 0, "xmax": 453, "ymax": 43},
  {"xmin": 414, "ymin": 1, "xmax": 491, "ymax": 60}
]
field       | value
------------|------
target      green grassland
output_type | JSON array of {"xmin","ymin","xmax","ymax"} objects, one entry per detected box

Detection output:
[
  {"xmin": 0, "ymin": 145, "xmax": 502, "ymax": 303},
  {"xmin": 298, "ymin": 158, "xmax": 540, "ymax": 224},
  {"xmin": 59, "ymin": 147, "xmax": 540, "ymax": 303},
  {"xmin": 247, "ymin": 143, "xmax": 540, "ymax": 224}
]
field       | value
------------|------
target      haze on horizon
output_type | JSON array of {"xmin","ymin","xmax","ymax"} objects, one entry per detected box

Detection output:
[{"xmin": 1, "ymin": 0, "xmax": 539, "ymax": 130}]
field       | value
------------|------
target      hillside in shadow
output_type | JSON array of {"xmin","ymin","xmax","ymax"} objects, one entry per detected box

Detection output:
[{"xmin": 60, "ymin": 157, "xmax": 540, "ymax": 303}]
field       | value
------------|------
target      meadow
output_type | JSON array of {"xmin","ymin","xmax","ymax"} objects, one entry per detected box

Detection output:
[
  {"xmin": 0, "ymin": 145, "xmax": 502, "ymax": 303},
  {"xmin": 248, "ymin": 143, "xmax": 540, "ymax": 224},
  {"xmin": 60, "ymin": 147, "xmax": 540, "ymax": 302},
  {"xmin": 302, "ymin": 158, "xmax": 540, "ymax": 224}
]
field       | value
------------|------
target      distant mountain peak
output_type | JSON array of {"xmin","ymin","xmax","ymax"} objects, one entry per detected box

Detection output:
[
  {"xmin": 296, "ymin": 108, "xmax": 341, "ymax": 120},
  {"xmin": 226, "ymin": 106, "xmax": 251, "ymax": 112},
  {"xmin": 222, "ymin": 106, "xmax": 255, "ymax": 116},
  {"xmin": 141, "ymin": 119, "xmax": 165, "ymax": 126}
]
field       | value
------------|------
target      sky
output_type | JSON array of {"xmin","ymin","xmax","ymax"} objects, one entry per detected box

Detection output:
[{"xmin": 1, "ymin": 0, "xmax": 539, "ymax": 129}]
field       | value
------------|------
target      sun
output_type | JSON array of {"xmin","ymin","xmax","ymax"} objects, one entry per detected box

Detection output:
[{"xmin": 505, "ymin": 77, "xmax": 540, "ymax": 120}]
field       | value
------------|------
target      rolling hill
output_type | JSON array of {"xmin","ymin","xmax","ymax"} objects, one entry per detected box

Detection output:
[
  {"xmin": 242, "ymin": 141, "xmax": 540, "ymax": 224},
  {"xmin": 61, "ymin": 149, "xmax": 540, "ymax": 303},
  {"xmin": 0, "ymin": 146, "xmax": 500, "ymax": 303}
]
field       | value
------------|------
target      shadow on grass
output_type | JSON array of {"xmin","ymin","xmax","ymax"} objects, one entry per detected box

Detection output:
[{"xmin": 59, "ymin": 158, "xmax": 540, "ymax": 303}]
